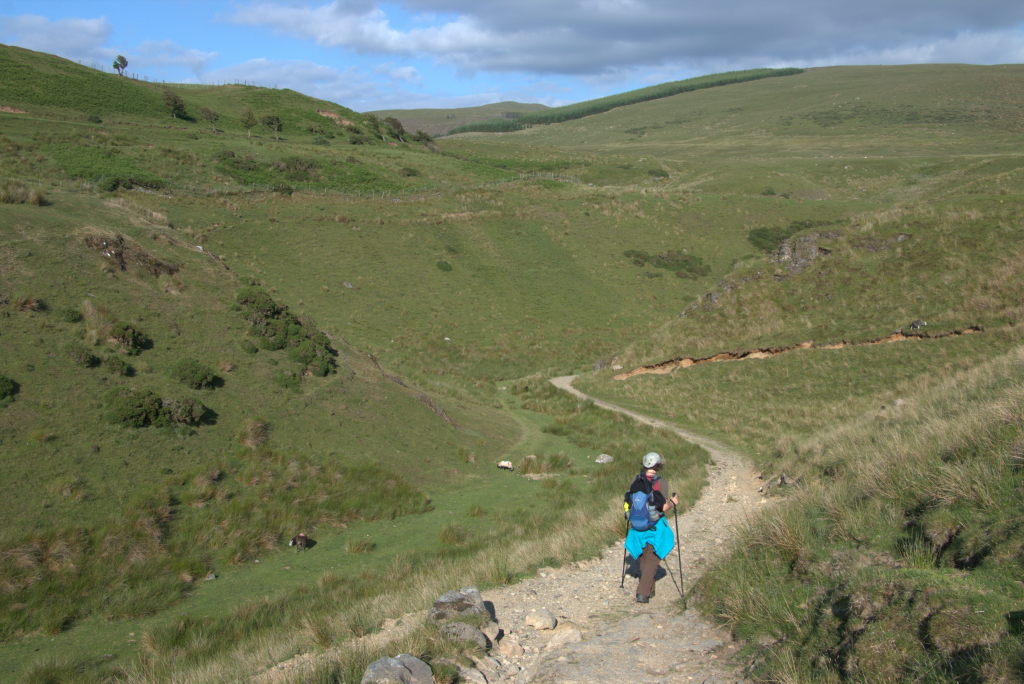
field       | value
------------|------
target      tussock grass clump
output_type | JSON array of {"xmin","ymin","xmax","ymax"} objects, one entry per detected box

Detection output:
[
  {"xmin": 239, "ymin": 418, "xmax": 270, "ymax": 448},
  {"xmin": 12, "ymin": 295, "xmax": 47, "ymax": 312},
  {"xmin": 518, "ymin": 452, "xmax": 571, "ymax": 474},
  {"xmin": 0, "ymin": 180, "xmax": 46, "ymax": 205},
  {"xmin": 346, "ymin": 538, "xmax": 376, "ymax": 553},
  {"xmin": 438, "ymin": 523, "xmax": 470, "ymax": 547}
]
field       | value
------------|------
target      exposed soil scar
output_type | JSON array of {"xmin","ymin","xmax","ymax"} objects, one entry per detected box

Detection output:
[{"xmin": 615, "ymin": 326, "xmax": 983, "ymax": 380}]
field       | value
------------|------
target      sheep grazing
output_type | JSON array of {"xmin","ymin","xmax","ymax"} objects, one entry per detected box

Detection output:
[
  {"xmin": 909, "ymin": 320, "xmax": 927, "ymax": 330},
  {"xmin": 497, "ymin": 460, "xmax": 514, "ymax": 471},
  {"xmin": 289, "ymin": 532, "xmax": 309, "ymax": 551}
]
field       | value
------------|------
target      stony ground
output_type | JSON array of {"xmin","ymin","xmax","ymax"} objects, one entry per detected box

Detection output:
[{"xmin": 256, "ymin": 377, "xmax": 768, "ymax": 683}]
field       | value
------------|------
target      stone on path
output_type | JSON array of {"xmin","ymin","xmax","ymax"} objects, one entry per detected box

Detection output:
[
  {"xmin": 544, "ymin": 622, "xmax": 582, "ymax": 650},
  {"xmin": 429, "ymin": 586, "xmax": 487, "ymax": 621},
  {"xmin": 360, "ymin": 653, "xmax": 432, "ymax": 684},
  {"xmin": 524, "ymin": 608, "xmax": 557, "ymax": 630}
]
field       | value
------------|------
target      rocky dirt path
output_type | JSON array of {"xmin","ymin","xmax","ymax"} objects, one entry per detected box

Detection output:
[{"xmin": 468, "ymin": 376, "xmax": 768, "ymax": 683}]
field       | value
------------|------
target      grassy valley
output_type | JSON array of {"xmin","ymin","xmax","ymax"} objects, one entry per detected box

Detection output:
[{"xmin": 1, "ymin": 44, "xmax": 1023, "ymax": 681}]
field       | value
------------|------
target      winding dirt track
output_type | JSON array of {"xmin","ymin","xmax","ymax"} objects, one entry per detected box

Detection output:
[{"xmin": 468, "ymin": 377, "xmax": 768, "ymax": 682}]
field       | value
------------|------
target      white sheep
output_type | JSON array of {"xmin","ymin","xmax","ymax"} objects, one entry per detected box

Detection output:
[{"xmin": 497, "ymin": 460, "xmax": 514, "ymax": 471}]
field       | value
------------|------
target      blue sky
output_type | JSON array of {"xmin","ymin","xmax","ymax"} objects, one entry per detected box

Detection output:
[{"xmin": 3, "ymin": 1, "xmax": 1024, "ymax": 112}]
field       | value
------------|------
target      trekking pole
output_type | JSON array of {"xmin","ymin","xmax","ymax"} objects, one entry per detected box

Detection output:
[
  {"xmin": 619, "ymin": 515, "xmax": 629, "ymax": 588},
  {"xmin": 672, "ymin": 493, "xmax": 686, "ymax": 605}
]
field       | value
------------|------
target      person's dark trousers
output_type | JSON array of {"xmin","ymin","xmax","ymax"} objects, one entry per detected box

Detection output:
[{"xmin": 637, "ymin": 543, "xmax": 659, "ymax": 598}]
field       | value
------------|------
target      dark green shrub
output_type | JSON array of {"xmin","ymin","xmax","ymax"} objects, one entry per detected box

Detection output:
[
  {"xmin": 0, "ymin": 375, "xmax": 19, "ymax": 402},
  {"xmin": 59, "ymin": 308, "xmax": 83, "ymax": 323},
  {"xmin": 87, "ymin": 114, "xmax": 103, "ymax": 124},
  {"xmin": 398, "ymin": 167, "xmax": 419, "ymax": 177},
  {"xmin": 287, "ymin": 340, "xmax": 318, "ymax": 366},
  {"xmin": 279, "ymin": 157, "xmax": 319, "ymax": 181},
  {"xmin": 160, "ymin": 398, "xmax": 208, "ymax": 426},
  {"xmin": 309, "ymin": 357, "xmax": 333, "ymax": 377},
  {"xmin": 747, "ymin": 225, "xmax": 795, "ymax": 253},
  {"xmin": 103, "ymin": 355, "xmax": 133, "ymax": 376},
  {"xmin": 106, "ymin": 388, "xmax": 164, "ymax": 427},
  {"xmin": 65, "ymin": 344, "xmax": 100, "ymax": 368},
  {"xmin": 623, "ymin": 249, "xmax": 710, "ymax": 278},
  {"xmin": 437, "ymin": 260, "xmax": 453, "ymax": 272},
  {"xmin": 105, "ymin": 388, "xmax": 209, "ymax": 427},
  {"xmin": 648, "ymin": 168, "xmax": 669, "ymax": 178},
  {"xmin": 237, "ymin": 287, "xmax": 281, "ymax": 321},
  {"xmin": 747, "ymin": 220, "xmax": 834, "ymax": 253},
  {"xmin": 273, "ymin": 369, "xmax": 301, "ymax": 391},
  {"xmin": 235, "ymin": 287, "xmax": 336, "ymax": 375},
  {"xmin": 240, "ymin": 339, "xmax": 259, "ymax": 354},
  {"xmin": 108, "ymin": 322, "xmax": 150, "ymax": 354},
  {"xmin": 170, "ymin": 359, "xmax": 219, "ymax": 389}
]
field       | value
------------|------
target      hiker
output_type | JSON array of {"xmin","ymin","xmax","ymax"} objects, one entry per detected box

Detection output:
[{"xmin": 624, "ymin": 451, "xmax": 678, "ymax": 603}]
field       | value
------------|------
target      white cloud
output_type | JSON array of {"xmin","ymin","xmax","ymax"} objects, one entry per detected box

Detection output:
[
  {"xmin": 230, "ymin": 1, "xmax": 1024, "ymax": 76},
  {"xmin": 375, "ymin": 63, "xmax": 421, "ymax": 83},
  {"xmin": 2, "ymin": 14, "xmax": 113, "ymax": 65},
  {"xmin": 136, "ymin": 40, "xmax": 218, "ymax": 79}
]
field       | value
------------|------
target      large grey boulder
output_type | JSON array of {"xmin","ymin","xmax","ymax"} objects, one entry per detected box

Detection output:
[
  {"xmin": 360, "ymin": 653, "xmax": 433, "ymax": 684},
  {"xmin": 429, "ymin": 586, "xmax": 487, "ymax": 621}
]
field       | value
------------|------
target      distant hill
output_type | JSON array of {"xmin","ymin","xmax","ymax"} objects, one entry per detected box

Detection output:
[
  {"xmin": 368, "ymin": 101, "xmax": 549, "ymax": 138},
  {"xmin": 445, "ymin": 68, "xmax": 803, "ymax": 134}
]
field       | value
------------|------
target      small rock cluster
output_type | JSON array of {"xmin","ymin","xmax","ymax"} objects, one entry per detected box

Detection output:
[{"xmin": 360, "ymin": 586, "xmax": 586, "ymax": 684}]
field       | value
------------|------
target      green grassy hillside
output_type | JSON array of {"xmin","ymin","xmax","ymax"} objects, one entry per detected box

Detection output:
[
  {"xmin": 368, "ymin": 101, "xmax": 549, "ymax": 137},
  {"xmin": 2, "ymin": 47, "xmax": 1024, "ymax": 681}
]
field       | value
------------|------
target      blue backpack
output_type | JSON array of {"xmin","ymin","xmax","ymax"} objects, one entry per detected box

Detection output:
[{"xmin": 628, "ymin": 488, "xmax": 656, "ymax": 531}]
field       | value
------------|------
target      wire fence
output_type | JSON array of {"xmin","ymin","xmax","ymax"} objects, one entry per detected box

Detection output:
[{"xmin": 76, "ymin": 60, "xmax": 274, "ymax": 89}]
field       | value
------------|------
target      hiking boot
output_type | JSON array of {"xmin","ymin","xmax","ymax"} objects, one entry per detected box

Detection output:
[{"xmin": 635, "ymin": 594, "xmax": 650, "ymax": 603}]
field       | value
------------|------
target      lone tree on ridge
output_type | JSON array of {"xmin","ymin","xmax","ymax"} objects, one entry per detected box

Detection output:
[{"xmin": 112, "ymin": 54, "xmax": 128, "ymax": 76}]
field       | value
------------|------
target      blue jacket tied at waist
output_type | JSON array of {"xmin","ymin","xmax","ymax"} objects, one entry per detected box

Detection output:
[{"xmin": 625, "ymin": 516, "xmax": 675, "ymax": 560}]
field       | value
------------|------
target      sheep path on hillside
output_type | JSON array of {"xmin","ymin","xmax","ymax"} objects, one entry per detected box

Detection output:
[{"xmin": 257, "ymin": 376, "xmax": 767, "ymax": 683}]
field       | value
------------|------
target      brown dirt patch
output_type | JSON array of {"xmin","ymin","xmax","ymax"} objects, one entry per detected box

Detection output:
[
  {"xmin": 316, "ymin": 110, "xmax": 354, "ymax": 127},
  {"xmin": 615, "ymin": 327, "xmax": 984, "ymax": 380}
]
